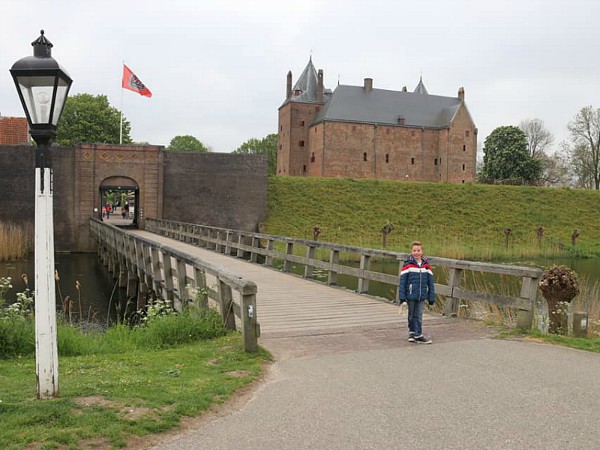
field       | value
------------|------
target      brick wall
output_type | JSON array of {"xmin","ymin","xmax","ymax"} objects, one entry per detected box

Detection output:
[
  {"xmin": 0, "ymin": 117, "xmax": 29, "ymax": 144},
  {"xmin": 0, "ymin": 144, "xmax": 268, "ymax": 252}
]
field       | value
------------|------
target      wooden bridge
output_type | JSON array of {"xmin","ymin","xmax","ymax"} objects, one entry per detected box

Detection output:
[{"xmin": 90, "ymin": 218, "xmax": 543, "ymax": 352}]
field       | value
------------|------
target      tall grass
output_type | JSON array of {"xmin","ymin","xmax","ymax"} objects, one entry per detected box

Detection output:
[
  {"xmin": 265, "ymin": 177, "xmax": 600, "ymax": 260},
  {"xmin": 0, "ymin": 222, "xmax": 32, "ymax": 261}
]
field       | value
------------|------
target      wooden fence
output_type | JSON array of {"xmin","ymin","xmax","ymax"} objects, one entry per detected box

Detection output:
[
  {"xmin": 89, "ymin": 219, "xmax": 259, "ymax": 352},
  {"xmin": 145, "ymin": 218, "xmax": 544, "ymax": 329}
]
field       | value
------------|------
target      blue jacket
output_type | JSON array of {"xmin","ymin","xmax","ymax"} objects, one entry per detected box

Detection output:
[{"xmin": 398, "ymin": 255, "xmax": 435, "ymax": 304}]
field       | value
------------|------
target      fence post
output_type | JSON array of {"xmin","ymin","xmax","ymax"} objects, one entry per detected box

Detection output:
[
  {"xmin": 357, "ymin": 254, "xmax": 371, "ymax": 293},
  {"xmin": 517, "ymin": 275, "xmax": 538, "ymax": 329},
  {"xmin": 250, "ymin": 237, "xmax": 259, "ymax": 263},
  {"xmin": 265, "ymin": 239, "xmax": 275, "ymax": 267},
  {"xmin": 283, "ymin": 242, "xmax": 294, "ymax": 272},
  {"xmin": 194, "ymin": 267, "xmax": 208, "ymax": 309},
  {"xmin": 328, "ymin": 249, "xmax": 339, "ymax": 285},
  {"xmin": 218, "ymin": 279, "xmax": 236, "ymax": 331},
  {"xmin": 240, "ymin": 292, "xmax": 259, "ymax": 352},
  {"xmin": 305, "ymin": 245, "xmax": 316, "ymax": 278},
  {"xmin": 444, "ymin": 268, "xmax": 463, "ymax": 317}
]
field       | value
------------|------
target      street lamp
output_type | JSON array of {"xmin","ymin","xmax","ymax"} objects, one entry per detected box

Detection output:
[{"xmin": 10, "ymin": 30, "xmax": 72, "ymax": 399}]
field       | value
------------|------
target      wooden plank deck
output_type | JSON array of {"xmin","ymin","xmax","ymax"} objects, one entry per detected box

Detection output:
[{"xmin": 129, "ymin": 230, "xmax": 415, "ymax": 337}]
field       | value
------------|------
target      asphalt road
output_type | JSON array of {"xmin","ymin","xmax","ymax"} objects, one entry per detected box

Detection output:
[{"xmin": 143, "ymin": 321, "xmax": 600, "ymax": 450}]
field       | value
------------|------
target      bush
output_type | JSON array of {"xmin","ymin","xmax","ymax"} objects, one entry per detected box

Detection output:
[{"xmin": 0, "ymin": 317, "xmax": 35, "ymax": 359}]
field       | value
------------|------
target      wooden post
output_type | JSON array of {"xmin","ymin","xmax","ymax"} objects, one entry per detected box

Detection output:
[
  {"xmin": 358, "ymin": 254, "xmax": 371, "ymax": 293},
  {"xmin": 225, "ymin": 230, "xmax": 232, "ymax": 255},
  {"xmin": 444, "ymin": 268, "xmax": 463, "ymax": 317},
  {"xmin": 305, "ymin": 245, "xmax": 316, "ymax": 278},
  {"xmin": 328, "ymin": 249, "xmax": 339, "ymax": 285},
  {"xmin": 237, "ymin": 234, "xmax": 244, "ymax": 258},
  {"xmin": 517, "ymin": 275, "xmax": 538, "ymax": 329},
  {"xmin": 176, "ymin": 260, "xmax": 189, "ymax": 309},
  {"xmin": 162, "ymin": 254, "xmax": 176, "ymax": 305},
  {"xmin": 283, "ymin": 242, "xmax": 294, "ymax": 272},
  {"xmin": 265, "ymin": 239, "xmax": 275, "ymax": 267},
  {"xmin": 218, "ymin": 280, "xmax": 236, "ymax": 331},
  {"xmin": 194, "ymin": 268, "xmax": 208, "ymax": 309},
  {"xmin": 150, "ymin": 248, "xmax": 164, "ymax": 300},
  {"xmin": 240, "ymin": 292, "xmax": 259, "ymax": 352},
  {"xmin": 250, "ymin": 237, "xmax": 259, "ymax": 263}
]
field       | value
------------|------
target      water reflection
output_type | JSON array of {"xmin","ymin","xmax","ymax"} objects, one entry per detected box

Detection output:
[{"xmin": 0, "ymin": 253, "xmax": 122, "ymax": 325}]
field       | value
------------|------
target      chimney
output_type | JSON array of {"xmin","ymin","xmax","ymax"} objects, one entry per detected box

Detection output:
[
  {"xmin": 458, "ymin": 86, "xmax": 465, "ymax": 102},
  {"xmin": 286, "ymin": 71, "xmax": 292, "ymax": 100},
  {"xmin": 364, "ymin": 78, "xmax": 373, "ymax": 93},
  {"xmin": 402, "ymin": 86, "xmax": 407, "ymax": 92},
  {"xmin": 397, "ymin": 116, "xmax": 405, "ymax": 125},
  {"xmin": 317, "ymin": 69, "xmax": 324, "ymax": 102}
]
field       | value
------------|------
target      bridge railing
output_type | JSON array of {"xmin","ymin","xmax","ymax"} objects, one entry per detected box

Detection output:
[
  {"xmin": 145, "ymin": 218, "xmax": 543, "ymax": 329},
  {"xmin": 89, "ymin": 219, "xmax": 259, "ymax": 352}
]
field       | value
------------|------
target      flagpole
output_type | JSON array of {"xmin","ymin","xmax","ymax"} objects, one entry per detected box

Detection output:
[{"xmin": 120, "ymin": 61, "xmax": 124, "ymax": 145}]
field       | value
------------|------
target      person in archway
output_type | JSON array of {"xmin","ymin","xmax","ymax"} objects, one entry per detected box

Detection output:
[
  {"xmin": 398, "ymin": 241, "xmax": 435, "ymax": 344},
  {"xmin": 105, "ymin": 203, "xmax": 111, "ymax": 219}
]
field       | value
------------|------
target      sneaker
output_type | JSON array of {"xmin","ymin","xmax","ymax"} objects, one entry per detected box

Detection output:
[
  {"xmin": 414, "ymin": 335, "xmax": 432, "ymax": 344},
  {"xmin": 408, "ymin": 332, "xmax": 415, "ymax": 342}
]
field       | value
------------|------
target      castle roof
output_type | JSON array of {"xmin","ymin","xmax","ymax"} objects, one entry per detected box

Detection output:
[
  {"xmin": 290, "ymin": 57, "xmax": 319, "ymax": 102},
  {"xmin": 312, "ymin": 84, "xmax": 463, "ymax": 129}
]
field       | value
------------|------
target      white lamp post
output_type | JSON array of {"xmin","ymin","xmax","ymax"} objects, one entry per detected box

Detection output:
[{"xmin": 10, "ymin": 30, "xmax": 72, "ymax": 399}]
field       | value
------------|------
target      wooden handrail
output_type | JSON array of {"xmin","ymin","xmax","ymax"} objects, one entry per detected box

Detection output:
[
  {"xmin": 89, "ymin": 218, "xmax": 259, "ymax": 352},
  {"xmin": 145, "ymin": 218, "xmax": 543, "ymax": 329}
]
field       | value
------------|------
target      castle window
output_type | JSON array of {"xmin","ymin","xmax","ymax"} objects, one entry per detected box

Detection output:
[
  {"xmin": 363, "ymin": 152, "xmax": 368, "ymax": 161},
  {"xmin": 300, "ymin": 121, "xmax": 305, "ymax": 126},
  {"xmin": 434, "ymin": 158, "xmax": 438, "ymax": 166},
  {"xmin": 411, "ymin": 157, "xmax": 415, "ymax": 165},
  {"xmin": 311, "ymin": 152, "xmax": 315, "ymax": 163},
  {"xmin": 279, "ymin": 144, "xmax": 282, "ymax": 150},
  {"xmin": 280, "ymin": 125, "xmax": 282, "ymax": 131},
  {"xmin": 299, "ymin": 140, "xmax": 305, "ymax": 147},
  {"xmin": 294, "ymin": 89, "xmax": 302, "ymax": 96},
  {"xmin": 463, "ymin": 145, "xmax": 466, "ymax": 151},
  {"xmin": 462, "ymin": 164, "xmax": 466, "ymax": 171},
  {"xmin": 462, "ymin": 180, "xmax": 465, "ymax": 184},
  {"xmin": 465, "ymin": 130, "xmax": 470, "ymax": 137},
  {"xmin": 385, "ymin": 154, "xmax": 389, "ymax": 163},
  {"xmin": 303, "ymin": 165, "xmax": 307, "ymax": 173}
]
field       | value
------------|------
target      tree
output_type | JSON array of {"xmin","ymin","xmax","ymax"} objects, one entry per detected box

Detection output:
[
  {"xmin": 479, "ymin": 126, "xmax": 542, "ymax": 184},
  {"xmin": 232, "ymin": 133, "xmax": 277, "ymax": 175},
  {"xmin": 56, "ymin": 94, "xmax": 131, "ymax": 146},
  {"xmin": 566, "ymin": 106, "xmax": 600, "ymax": 190},
  {"xmin": 519, "ymin": 119, "xmax": 554, "ymax": 159},
  {"xmin": 167, "ymin": 135, "xmax": 208, "ymax": 152}
]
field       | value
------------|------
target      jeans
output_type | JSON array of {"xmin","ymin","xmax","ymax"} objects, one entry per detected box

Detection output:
[{"xmin": 407, "ymin": 300, "xmax": 425, "ymax": 336}]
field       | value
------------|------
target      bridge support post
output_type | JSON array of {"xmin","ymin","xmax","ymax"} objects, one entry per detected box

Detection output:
[
  {"xmin": 328, "ymin": 250, "xmax": 339, "ymax": 285},
  {"xmin": 218, "ymin": 280, "xmax": 236, "ymax": 331},
  {"xmin": 241, "ymin": 292, "xmax": 259, "ymax": 352},
  {"xmin": 265, "ymin": 239, "xmax": 275, "ymax": 267},
  {"xmin": 517, "ymin": 275, "xmax": 539, "ymax": 329},
  {"xmin": 283, "ymin": 242, "xmax": 294, "ymax": 272},
  {"xmin": 304, "ymin": 245, "xmax": 316, "ymax": 278},
  {"xmin": 250, "ymin": 237, "xmax": 259, "ymax": 263},
  {"xmin": 194, "ymin": 268, "xmax": 208, "ymax": 309},
  {"xmin": 444, "ymin": 268, "xmax": 463, "ymax": 317},
  {"xmin": 357, "ymin": 254, "xmax": 371, "ymax": 293}
]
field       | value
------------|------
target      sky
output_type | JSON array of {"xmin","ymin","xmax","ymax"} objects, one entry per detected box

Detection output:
[{"xmin": 1, "ymin": 0, "xmax": 600, "ymax": 154}]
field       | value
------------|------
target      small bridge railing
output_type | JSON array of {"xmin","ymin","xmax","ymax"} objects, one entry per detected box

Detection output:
[
  {"xmin": 146, "ymin": 218, "xmax": 543, "ymax": 329},
  {"xmin": 89, "ymin": 219, "xmax": 259, "ymax": 352}
]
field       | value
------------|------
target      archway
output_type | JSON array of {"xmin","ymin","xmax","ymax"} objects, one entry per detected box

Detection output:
[{"xmin": 99, "ymin": 176, "xmax": 139, "ymax": 228}]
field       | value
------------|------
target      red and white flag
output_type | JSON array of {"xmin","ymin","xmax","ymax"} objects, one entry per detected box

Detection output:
[{"xmin": 122, "ymin": 64, "xmax": 152, "ymax": 97}]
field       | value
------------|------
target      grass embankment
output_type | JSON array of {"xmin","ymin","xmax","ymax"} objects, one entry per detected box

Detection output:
[
  {"xmin": 264, "ymin": 176, "xmax": 600, "ymax": 260},
  {"xmin": 0, "ymin": 308, "xmax": 269, "ymax": 450}
]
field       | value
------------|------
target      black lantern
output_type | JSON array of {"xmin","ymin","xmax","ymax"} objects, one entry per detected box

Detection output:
[{"xmin": 10, "ymin": 30, "xmax": 72, "ymax": 165}]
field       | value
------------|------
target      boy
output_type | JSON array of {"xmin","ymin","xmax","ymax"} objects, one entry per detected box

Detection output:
[{"xmin": 398, "ymin": 241, "xmax": 435, "ymax": 344}]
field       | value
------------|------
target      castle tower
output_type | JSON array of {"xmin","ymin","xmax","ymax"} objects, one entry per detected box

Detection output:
[{"xmin": 277, "ymin": 57, "xmax": 326, "ymax": 176}]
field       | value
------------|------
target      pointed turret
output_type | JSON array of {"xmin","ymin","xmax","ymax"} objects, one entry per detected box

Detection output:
[{"xmin": 414, "ymin": 76, "xmax": 428, "ymax": 95}]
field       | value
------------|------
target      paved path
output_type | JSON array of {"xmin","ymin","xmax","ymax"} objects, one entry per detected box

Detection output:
[{"xmin": 125, "ymin": 231, "xmax": 600, "ymax": 450}]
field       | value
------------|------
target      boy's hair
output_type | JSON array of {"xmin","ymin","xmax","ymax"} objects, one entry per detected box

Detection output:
[{"xmin": 411, "ymin": 241, "xmax": 423, "ymax": 248}]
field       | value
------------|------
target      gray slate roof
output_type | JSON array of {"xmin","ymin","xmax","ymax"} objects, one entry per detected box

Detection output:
[{"xmin": 312, "ymin": 85, "xmax": 462, "ymax": 129}]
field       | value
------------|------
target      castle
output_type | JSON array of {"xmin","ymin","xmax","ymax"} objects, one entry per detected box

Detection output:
[{"xmin": 277, "ymin": 58, "xmax": 477, "ymax": 183}]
